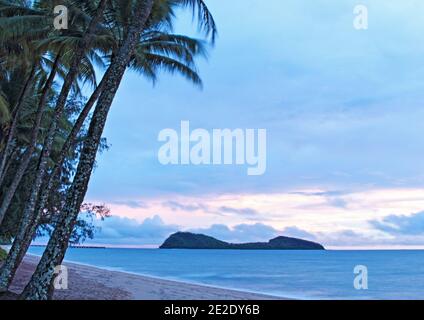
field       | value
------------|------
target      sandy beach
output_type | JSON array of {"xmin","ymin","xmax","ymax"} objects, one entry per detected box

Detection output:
[{"xmin": 3, "ymin": 255, "xmax": 283, "ymax": 300}]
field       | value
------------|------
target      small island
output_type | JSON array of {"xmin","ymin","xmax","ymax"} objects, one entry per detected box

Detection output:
[{"xmin": 160, "ymin": 232, "xmax": 325, "ymax": 250}]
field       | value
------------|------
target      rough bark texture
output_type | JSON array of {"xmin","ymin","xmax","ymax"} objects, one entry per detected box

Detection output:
[
  {"xmin": 0, "ymin": 74, "xmax": 107, "ymax": 293},
  {"xmin": 0, "ymin": 148, "xmax": 17, "ymax": 183},
  {"xmin": 20, "ymin": 0, "xmax": 154, "ymax": 300},
  {"xmin": 0, "ymin": 66, "xmax": 36, "ymax": 187},
  {"xmin": 0, "ymin": 0, "xmax": 108, "ymax": 292},
  {"xmin": 18, "ymin": 0, "xmax": 109, "ymax": 231},
  {"xmin": 0, "ymin": 54, "xmax": 61, "ymax": 226},
  {"xmin": 39, "ymin": 69, "xmax": 108, "ymax": 201}
]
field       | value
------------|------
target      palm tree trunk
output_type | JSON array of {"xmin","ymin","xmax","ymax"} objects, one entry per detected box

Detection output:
[
  {"xmin": 24, "ymin": 0, "xmax": 109, "ymax": 208},
  {"xmin": 0, "ymin": 148, "xmax": 17, "ymax": 184},
  {"xmin": 0, "ymin": 53, "xmax": 61, "ymax": 226},
  {"xmin": 33, "ymin": 70, "xmax": 108, "ymax": 216},
  {"xmin": 0, "ymin": 0, "xmax": 109, "ymax": 292},
  {"xmin": 0, "ymin": 73, "xmax": 107, "ymax": 292},
  {"xmin": 0, "ymin": 65, "xmax": 36, "ymax": 186},
  {"xmin": 20, "ymin": 0, "xmax": 154, "ymax": 300}
]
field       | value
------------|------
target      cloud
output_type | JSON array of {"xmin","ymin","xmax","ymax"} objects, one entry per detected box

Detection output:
[
  {"xmin": 162, "ymin": 201, "xmax": 207, "ymax": 212},
  {"xmin": 162, "ymin": 201, "xmax": 261, "ymax": 218},
  {"xmin": 81, "ymin": 208, "xmax": 424, "ymax": 248},
  {"xmin": 189, "ymin": 223, "xmax": 280, "ymax": 243},
  {"xmin": 189, "ymin": 223, "xmax": 319, "ymax": 243},
  {"xmin": 290, "ymin": 190, "xmax": 350, "ymax": 209},
  {"xmin": 327, "ymin": 197, "xmax": 348, "ymax": 209},
  {"xmin": 218, "ymin": 206, "xmax": 259, "ymax": 217},
  {"xmin": 282, "ymin": 226, "xmax": 317, "ymax": 240},
  {"xmin": 314, "ymin": 229, "xmax": 376, "ymax": 247},
  {"xmin": 289, "ymin": 190, "xmax": 347, "ymax": 197},
  {"xmin": 86, "ymin": 0, "xmax": 424, "ymax": 201},
  {"xmin": 92, "ymin": 215, "xmax": 179, "ymax": 246},
  {"xmin": 91, "ymin": 217, "xmax": 285, "ymax": 245},
  {"xmin": 110, "ymin": 200, "xmax": 148, "ymax": 209},
  {"xmin": 93, "ymin": 216, "xmax": 317, "ymax": 245},
  {"xmin": 370, "ymin": 211, "xmax": 424, "ymax": 236}
]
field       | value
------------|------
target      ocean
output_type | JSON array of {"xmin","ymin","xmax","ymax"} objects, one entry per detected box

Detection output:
[{"xmin": 27, "ymin": 247, "xmax": 424, "ymax": 300}]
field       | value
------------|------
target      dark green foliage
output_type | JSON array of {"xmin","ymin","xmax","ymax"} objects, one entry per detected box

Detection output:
[
  {"xmin": 0, "ymin": 247, "xmax": 6, "ymax": 261},
  {"xmin": 0, "ymin": 91, "xmax": 107, "ymax": 244},
  {"xmin": 161, "ymin": 232, "xmax": 325, "ymax": 250},
  {"xmin": 0, "ymin": 0, "xmax": 216, "ymax": 298}
]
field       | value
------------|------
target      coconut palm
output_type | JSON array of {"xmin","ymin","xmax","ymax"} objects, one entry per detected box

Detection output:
[
  {"xmin": 0, "ymin": 1, "xmax": 50, "ymax": 184},
  {"xmin": 0, "ymin": 0, "xmax": 109, "ymax": 292},
  {"xmin": 11, "ymin": 0, "xmax": 203, "ymax": 233},
  {"xmin": 8, "ymin": 0, "xmax": 109, "ymax": 241},
  {"xmin": 0, "ymin": 23, "xmax": 208, "ymax": 295},
  {"xmin": 15, "ymin": 0, "xmax": 111, "ymax": 229},
  {"xmin": 21, "ymin": 0, "xmax": 216, "ymax": 300},
  {"xmin": 0, "ymin": 0, "xmax": 107, "ymax": 225},
  {"xmin": 20, "ymin": 2, "xmax": 155, "ymax": 299}
]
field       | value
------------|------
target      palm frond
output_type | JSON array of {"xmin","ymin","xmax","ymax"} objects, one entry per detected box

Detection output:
[
  {"xmin": 0, "ymin": 89, "xmax": 10, "ymax": 124},
  {"xmin": 173, "ymin": 0, "xmax": 217, "ymax": 43},
  {"xmin": 131, "ymin": 52, "xmax": 202, "ymax": 87}
]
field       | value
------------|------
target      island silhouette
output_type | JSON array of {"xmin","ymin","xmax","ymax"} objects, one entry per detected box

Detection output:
[{"xmin": 160, "ymin": 232, "xmax": 325, "ymax": 250}]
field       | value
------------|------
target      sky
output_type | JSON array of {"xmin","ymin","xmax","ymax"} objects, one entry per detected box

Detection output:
[{"xmin": 71, "ymin": 0, "xmax": 424, "ymax": 249}]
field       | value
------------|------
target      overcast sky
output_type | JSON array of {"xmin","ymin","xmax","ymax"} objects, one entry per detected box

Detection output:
[{"xmin": 76, "ymin": 0, "xmax": 424, "ymax": 249}]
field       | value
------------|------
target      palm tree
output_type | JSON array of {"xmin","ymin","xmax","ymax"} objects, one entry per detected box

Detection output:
[
  {"xmin": 21, "ymin": 0, "xmax": 216, "ymax": 300},
  {"xmin": 20, "ymin": 2, "xmax": 155, "ymax": 299},
  {"xmin": 10, "ymin": 0, "xmax": 109, "ymax": 244},
  {"xmin": 0, "ymin": 0, "xmax": 108, "ymax": 291},
  {"xmin": 0, "ymin": 65, "xmax": 36, "ymax": 171},
  {"xmin": 0, "ymin": 2, "xmax": 49, "ymax": 184},
  {"xmin": 0, "ymin": 49, "xmax": 63, "ymax": 225},
  {"xmin": 0, "ymin": 0, "xmax": 106, "ymax": 224},
  {"xmin": 0, "ymin": 24, "xmax": 208, "ymax": 294},
  {"xmin": 14, "ymin": 0, "xmax": 110, "ymax": 229},
  {"xmin": 0, "ymin": 76, "xmax": 109, "ymax": 293},
  {"xmin": 0, "ymin": 83, "xmax": 84, "ymax": 241}
]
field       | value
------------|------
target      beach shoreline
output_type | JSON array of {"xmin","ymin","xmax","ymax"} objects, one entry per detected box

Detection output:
[{"xmin": 5, "ymin": 255, "xmax": 285, "ymax": 300}]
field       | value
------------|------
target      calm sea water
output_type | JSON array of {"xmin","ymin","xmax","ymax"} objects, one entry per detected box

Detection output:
[{"xmin": 27, "ymin": 247, "xmax": 424, "ymax": 299}]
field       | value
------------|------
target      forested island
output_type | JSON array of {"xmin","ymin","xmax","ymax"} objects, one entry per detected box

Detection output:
[{"xmin": 160, "ymin": 232, "xmax": 325, "ymax": 250}]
